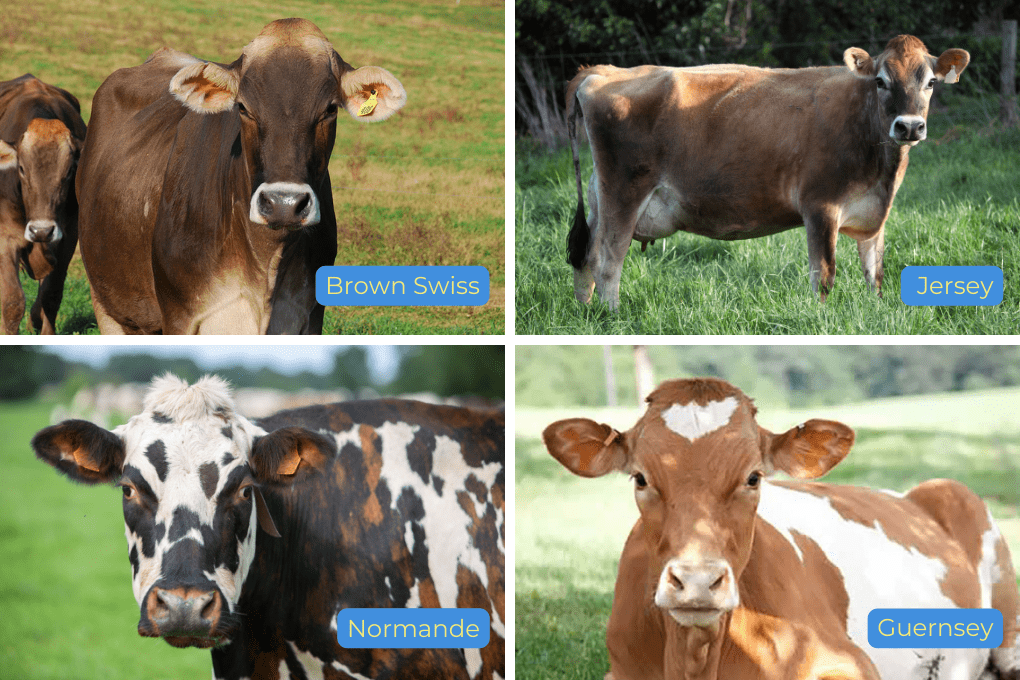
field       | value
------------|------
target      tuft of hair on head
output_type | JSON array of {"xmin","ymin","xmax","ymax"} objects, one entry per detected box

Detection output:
[{"xmin": 143, "ymin": 373, "xmax": 237, "ymax": 422}]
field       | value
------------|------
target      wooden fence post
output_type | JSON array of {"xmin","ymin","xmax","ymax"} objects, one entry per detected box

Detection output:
[{"xmin": 1002, "ymin": 20, "xmax": 1018, "ymax": 128}]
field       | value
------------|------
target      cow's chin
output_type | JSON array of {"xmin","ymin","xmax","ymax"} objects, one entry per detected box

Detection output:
[
  {"xmin": 665, "ymin": 607, "xmax": 725, "ymax": 630},
  {"xmin": 161, "ymin": 634, "xmax": 229, "ymax": 649},
  {"xmin": 266, "ymin": 221, "xmax": 310, "ymax": 232}
]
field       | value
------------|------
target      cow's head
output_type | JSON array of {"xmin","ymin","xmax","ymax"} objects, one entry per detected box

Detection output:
[
  {"xmin": 32, "ymin": 374, "xmax": 336, "ymax": 648},
  {"xmin": 543, "ymin": 378, "xmax": 854, "ymax": 629},
  {"xmin": 844, "ymin": 35, "xmax": 969, "ymax": 146},
  {"xmin": 0, "ymin": 117, "xmax": 79, "ymax": 243},
  {"xmin": 165, "ymin": 17, "xmax": 405, "ymax": 231}
]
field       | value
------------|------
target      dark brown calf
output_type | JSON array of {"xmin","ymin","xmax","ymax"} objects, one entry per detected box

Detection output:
[
  {"xmin": 566, "ymin": 36, "xmax": 969, "ymax": 310},
  {"xmin": 0, "ymin": 75, "xmax": 85, "ymax": 334}
]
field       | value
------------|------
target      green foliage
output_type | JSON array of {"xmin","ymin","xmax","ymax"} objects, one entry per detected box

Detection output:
[
  {"xmin": 515, "ymin": 104, "xmax": 1020, "ymax": 335},
  {"xmin": 388, "ymin": 346, "xmax": 505, "ymax": 399},
  {"xmin": 516, "ymin": 346, "xmax": 1020, "ymax": 409},
  {"xmin": 0, "ymin": 348, "xmax": 67, "ymax": 400}
]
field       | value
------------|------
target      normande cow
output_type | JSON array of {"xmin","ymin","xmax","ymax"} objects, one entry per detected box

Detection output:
[
  {"xmin": 544, "ymin": 378, "xmax": 1019, "ymax": 680},
  {"xmin": 0, "ymin": 74, "xmax": 86, "ymax": 334},
  {"xmin": 34, "ymin": 374, "xmax": 505, "ymax": 679},
  {"xmin": 77, "ymin": 18, "xmax": 406, "ymax": 334},
  {"xmin": 566, "ymin": 36, "xmax": 969, "ymax": 310}
]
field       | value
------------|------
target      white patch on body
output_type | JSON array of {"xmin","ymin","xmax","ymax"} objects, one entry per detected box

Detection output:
[
  {"xmin": 756, "ymin": 482, "xmax": 990, "ymax": 680},
  {"xmin": 285, "ymin": 641, "xmax": 325, "ymax": 680},
  {"xmin": 661, "ymin": 397, "xmax": 739, "ymax": 440}
]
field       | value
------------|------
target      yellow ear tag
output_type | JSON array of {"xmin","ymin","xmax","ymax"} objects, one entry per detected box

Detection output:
[
  {"xmin": 945, "ymin": 65, "xmax": 958, "ymax": 84},
  {"xmin": 357, "ymin": 89, "xmax": 378, "ymax": 117}
]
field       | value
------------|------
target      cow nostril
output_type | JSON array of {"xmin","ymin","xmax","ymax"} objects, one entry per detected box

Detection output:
[
  {"xmin": 669, "ymin": 570, "xmax": 684, "ymax": 590},
  {"xmin": 710, "ymin": 573, "xmax": 725, "ymax": 590},
  {"xmin": 200, "ymin": 592, "xmax": 218, "ymax": 622},
  {"xmin": 294, "ymin": 192, "xmax": 311, "ymax": 217}
]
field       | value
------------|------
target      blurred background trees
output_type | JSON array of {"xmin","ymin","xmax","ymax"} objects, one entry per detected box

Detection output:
[{"xmin": 516, "ymin": 345, "xmax": 1020, "ymax": 407}]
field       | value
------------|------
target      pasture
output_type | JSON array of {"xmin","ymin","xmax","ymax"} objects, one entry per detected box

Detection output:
[
  {"xmin": 515, "ymin": 100, "xmax": 1020, "ymax": 335},
  {"xmin": 515, "ymin": 388, "xmax": 1020, "ymax": 679},
  {"xmin": 3, "ymin": 0, "xmax": 504, "ymax": 335}
]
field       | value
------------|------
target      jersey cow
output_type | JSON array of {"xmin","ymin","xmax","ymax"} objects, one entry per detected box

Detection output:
[
  {"xmin": 566, "ymin": 36, "xmax": 969, "ymax": 310},
  {"xmin": 0, "ymin": 74, "xmax": 85, "ymax": 334},
  {"xmin": 77, "ymin": 18, "xmax": 406, "ymax": 334},
  {"xmin": 544, "ymin": 378, "xmax": 1019, "ymax": 680},
  {"xmin": 33, "ymin": 374, "xmax": 504, "ymax": 679}
]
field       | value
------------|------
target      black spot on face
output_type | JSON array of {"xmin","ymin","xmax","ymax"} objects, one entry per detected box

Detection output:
[
  {"xmin": 168, "ymin": 507, "xmax": 201, "ymax": 543},
  {"xmin": 121, "ymin": 465, "xmax": 159, "ymax": 558},
  {"xmin": 221, "ymin": 426, "xmax": 233, "ymax": 440},
  {"xmin": 129, "ymin": 544, "xmax": 140, "ymax": 576},
  {"xmin": 221, "ymin": 452, "xmax": 235, "ymax": 466},
  {"xmin": 154, "ymin": 522, "xmax": 165, "ymax": 544},
  {"xmin": 151, "ymin": 412, "xmax": 173, "ymax": 424},
  {"xmin": 199, "ymin": 462, "xmax": 220, "ymax": 499},
  {"xmin": 432, "ymin": 474, "xmax": 444, "ymax": 496},
  {"xmin": 145, "ymin": 440, "xmax": 169, "ymax": 482}
]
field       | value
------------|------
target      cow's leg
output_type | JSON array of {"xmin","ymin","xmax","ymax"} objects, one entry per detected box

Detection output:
[
  {"xmin": 573, "ymin": 173, "xmax": 600, "ymax": 304},
  {"xmin": 89, "ymin": 288, "xmax": 129, "ymax": 334},
  {"xmin": 855, "ymin": 228, "xmax": 885, "ymax": 297},
  {"xmin": 0, "ymin": 251, "xmax": 26, "ymax": 334},
  {"xmin": 805, "ymin": 210, "xmax": 839, "ymax": 301},
  {"xmin": 31, "ymin": 262, "xmax": 68, "ymax": 335}
]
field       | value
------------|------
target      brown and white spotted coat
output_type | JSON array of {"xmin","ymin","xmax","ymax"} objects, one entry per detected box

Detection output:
[
  {"xmin": 544, "ymin": 378, "xmax": 1020, "ymax": 680},
  {"xmin": 566, "ymin": 36, "xmax": 970, "ymax": 310},
  {"xmin": 0, "ymin": 74, "xmax": 85, "ymax": 334},
  {"xmin": 34, "ymin": 374, "xmax": 504, "ymax": 680}
]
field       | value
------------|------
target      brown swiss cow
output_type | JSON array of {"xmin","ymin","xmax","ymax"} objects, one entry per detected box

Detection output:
[
  {"xmin": 77, "ymin": 18, "xmax": 406, "ymax": 334},
  {"xmin": 544, "ymin": 378, "xmax": 1020, "ymax": 680},
  {"xmin": 0, "ymin": 74, "xmax": 86, "ymax": 334},
  {"xmin": 566, "ymin": 36, "xmax": 969, "ymax": 310}
]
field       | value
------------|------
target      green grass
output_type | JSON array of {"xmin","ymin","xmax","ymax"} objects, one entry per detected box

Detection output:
[
  {"xmin": 4, "ymin": 0, "xmax": 504, "ymax": 335},
  {"xmin": 0, "ymin": 399, "xmax": 212, "ymax": 679},
  {"xmin": 515, "ymin": 104, "xmax": 1020, "ymax": 334},
  {"xmin": 516, "ymin": 392, "xmax": 1020, "ymax": 679}
]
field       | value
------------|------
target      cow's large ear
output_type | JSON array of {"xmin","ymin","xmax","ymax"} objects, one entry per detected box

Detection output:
[
  {"xmin": 934, "ymin": 48, "xmax": 970, "ymax": 83},
  {"xmin": 32, "ymin": 420, "xmax": 125, "ymax": 484},
  {"xmin": 761, "ymin": 419, "xmax": 854, "ymax": 479},
  {"xmin": 0, "ymin": 140, "xmax": 16, "ymax": 171},
  {"xmin": 249, "ymin": 427, "xmax": 336, "ymax": 484},
  {"xmin": 340, "ymin": 66, "xmax": 407, "ymax": 122},
  {"xmin": 543, "ymin": 418, "xmax": 629, "ymax": 478},
  {"xmin": 843, "ymin": 47, "xmax": 874, "ymax": 75},
  {"xmin": 169, "ymin": 62, "xmax": 240, "ymax": 114}
]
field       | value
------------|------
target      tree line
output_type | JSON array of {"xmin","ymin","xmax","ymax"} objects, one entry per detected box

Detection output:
[{"xmin": 0, "ymin": 346, "xmax": 504, "ymax": 402}]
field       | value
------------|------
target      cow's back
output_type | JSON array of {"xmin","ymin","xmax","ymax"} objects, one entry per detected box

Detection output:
[
  {"xmin": 76, "ymin": 50, "xmax": 206, "ymax": 332},
  {"xmin": 211, "ymin": 400, "xmax": 505, "ymax": 680}
]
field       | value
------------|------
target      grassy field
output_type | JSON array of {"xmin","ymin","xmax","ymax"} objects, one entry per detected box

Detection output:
[
  {"xmin": 515, "ymin": 100, "xmax": 1020, "ymax": 334},
  {"xmin": 3, "ymin": 0, "xmax": 504, "ymax": 335},
  {"xmin": 516, "ymin": 389, "xmax": 1020, "ymax": 680},
  {"xmin": 0, "ymin": 399, "xmax": 214, "ymax": 679}
]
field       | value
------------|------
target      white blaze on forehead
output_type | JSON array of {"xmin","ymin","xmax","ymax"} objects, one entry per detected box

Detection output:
[{"xmin": 661, "ymin": 396, "xmax": 739, "ymax": 440}]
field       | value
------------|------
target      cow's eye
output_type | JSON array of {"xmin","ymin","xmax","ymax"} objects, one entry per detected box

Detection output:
[
  {"xmin": 323, "ymin": 102, "xmax": 339, "ymax": 119},
  {"xmin": 237, "ymin": 102, "xmax": 251, "ymax": 118},
  {"xmin": 746, "ymin": 471, "xmax": 762, "ymax": 488},
  {"xmin": 875, "ymin": 76, "xmax": 887, "ymax": 90},
  {"xmin": 121, "ymin": 485, "xmax": 135, "ymax": 500},
  {"xmin": 632, "ymin": 472, "xmax": 648, "ymax": 489},
  {"xmin": 927, "ymin": 78, "xmax": 937, "ymax": 89},
  {"xmin": 237, "ymin": 485, "xmax": 253, "ymax": 501}
]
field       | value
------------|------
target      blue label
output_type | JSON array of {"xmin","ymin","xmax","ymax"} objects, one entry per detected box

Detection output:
[
  {"xmin": 900, "ymin": 266, "xmax": 1002, "ymax": 306},
  {"xmin": 867, "ymin": 608, "xmax": 1003, "ymax": 648},
  {"xmin": 316, "ymin": 266, "xmax": 489, "ymax": 306},
  {"xmin": 337, "ymin": 608, "xmax": 490, "ymax": 648}
]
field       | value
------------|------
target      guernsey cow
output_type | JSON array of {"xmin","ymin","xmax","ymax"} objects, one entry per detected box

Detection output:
[
  {"xmin": 77, "ymin": 18, "xmax": 406, "ymax": 334},
  {"xmin": 566, "ymin": 36, "xmax": 970, "ymax": 309},
  {"xmin": 544, "ymin": 378, "xmax": 1019, "ymax": 680},
  {"xmin": 0, "ymin": 74, "xmax": 86, "ymax": 334},
  {"xmin": 33, "ymin": 375, "xmax": 504, "ymax": 679}
]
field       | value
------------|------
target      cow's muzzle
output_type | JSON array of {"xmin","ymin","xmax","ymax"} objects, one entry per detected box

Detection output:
[
  {"xmin": 24, "ymin": 219, "xmax": 61, "ymax": 243},
  {"xmin": 654, "ymin": 558, "xmax": 739, "ymax": 628},
  {"xmin": 139, "ymin": 585, "xmax": 227, "ymax": 648},
  {"xmin": 249, "ymin": 181, "xmax": 320, "ymax": 230},
  {"xmin": 890, "ymin": 115, "xmax": 927, "ymax": 145}
]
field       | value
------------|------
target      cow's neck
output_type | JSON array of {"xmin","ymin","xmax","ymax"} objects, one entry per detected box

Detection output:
[{"xmin": 663, "ymin": 615, "xmax": 729, "ymax": 680}]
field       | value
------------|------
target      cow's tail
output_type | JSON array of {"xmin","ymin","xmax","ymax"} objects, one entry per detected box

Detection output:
[{"xmin": 566, "ymin": 72, "xmax": 590, "ymax": 270}]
